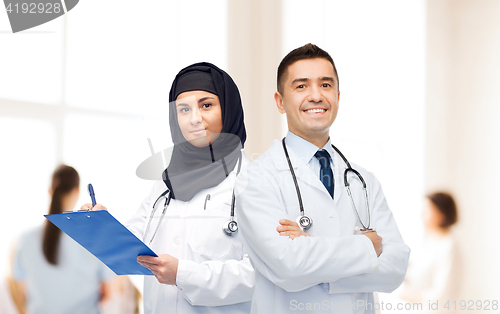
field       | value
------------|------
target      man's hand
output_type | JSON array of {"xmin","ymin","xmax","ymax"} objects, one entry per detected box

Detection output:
[
  {"xmin": 80, "ymin": 203, "xmax": 107, "ymax": 211},
  {"xmin": 137, "ymin": 254, "xmax": 178, "ymax": 285},
  {"xmin": 363, "ymin": 231, "xmax": 383, "ymax": 257},
  {"xmin": 277, "ymin": 219, "xmax": 311, "ymax": 240}
]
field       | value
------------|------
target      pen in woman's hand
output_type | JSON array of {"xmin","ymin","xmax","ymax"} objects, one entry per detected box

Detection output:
[
  {"xmin": 88, "ymin": 183, "xmax": 97, "ymax": 207},
  {"xmin": 80, "ymin": 184, "xmax": 107, "ymax": 211}
]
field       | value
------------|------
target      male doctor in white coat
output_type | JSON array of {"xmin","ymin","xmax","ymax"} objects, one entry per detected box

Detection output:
[{"xmin": 234, "ymin": 44, "xmax": 410, "ymax": 313}]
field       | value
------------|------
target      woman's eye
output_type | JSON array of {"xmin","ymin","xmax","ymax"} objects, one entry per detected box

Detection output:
[
  {"xmin": 202, "ymin": 103, "xmax": 212, "ymax": 109},
  {"xmin": 179, "ymin": 107, "xmax": 189, "ymax": 113}
]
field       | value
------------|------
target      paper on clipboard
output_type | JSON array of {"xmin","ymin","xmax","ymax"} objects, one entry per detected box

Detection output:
[{"xmin": 45, "ymin": 210, "xmax": 157, "ymax": 275}]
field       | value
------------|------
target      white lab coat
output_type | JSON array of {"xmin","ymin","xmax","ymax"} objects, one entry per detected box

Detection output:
[
  {"xmin": 126, "ymin": 151, "xmax": 255, "ymax": 314},
  {"xmin": 234, "ymin": 140, "xmax": 410, "ymax": 314}
]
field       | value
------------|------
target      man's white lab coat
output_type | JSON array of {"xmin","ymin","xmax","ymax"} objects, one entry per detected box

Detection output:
[{"xmin": 235, "ymin": 140, "xmax": 410, "ymax": 314}]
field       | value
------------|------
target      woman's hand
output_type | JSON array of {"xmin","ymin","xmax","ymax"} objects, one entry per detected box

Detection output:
[
  {"xmin": 277, "ymin": 219, "xmax": 311, "ymax": 239},
  {"xmin": 137, "ymin": 254, "xmax": 178, "ymax": 285},
  {"xmin": 80, "ymin": 203, "xmax": 108, "ymax": 211}
]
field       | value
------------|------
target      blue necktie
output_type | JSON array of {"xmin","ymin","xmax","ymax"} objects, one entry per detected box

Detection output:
[{"xmin": 314, "ymin": 150, "xmax": 334, "ymax": 198}]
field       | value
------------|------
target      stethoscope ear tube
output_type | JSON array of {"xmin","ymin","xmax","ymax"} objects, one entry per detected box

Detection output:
[
  {"xmin": 282, "ymin": 138, "xmax": 313, "ymax": 230},
  {"xmin": 224, "ymin": 152, "xmax": 244, "ymax": 236},
  {"xmin": 344, "ymin": 168, "xmax": 366, "ymax": 188},
  {"xmin": 151, "ymin": 189, "xmax": 170, "ymax": 209},
  {"xmin": 224, "ymin": 189, "xmax": 239, "ymax": 236},
  {"xmin": 281, "ymin": 139, "xmax": 305, "ymax": 216},
  {"xmin": 145, "ymin": 190, "xmax": 172, "ymax": 245},
  {"xmin": 346, "ymin": 185, "xmax": 371, "ymax": 231},
  {"xmin": 282, "ymin": 138, "xmax": 373, "ymax": 232},
  {"xmin": 223, "ymin": 191, "xmax": 239, "ymax": 236},
  {"xmin": 332, "ymin": 144, "xmax": 371, "ymax": 230},
  {"xmin": 149, "ymin": 194, "xmax": 170, "ymax": 245}
]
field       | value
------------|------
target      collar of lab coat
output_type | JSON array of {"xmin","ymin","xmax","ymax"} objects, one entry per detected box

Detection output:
[
  {"xmin": 284, "ymin": 131, "xmax": 335, "ymax": 166},
  {"xmin": 268, "ymin": 138, "xmax": 346, "ymax": 205}
]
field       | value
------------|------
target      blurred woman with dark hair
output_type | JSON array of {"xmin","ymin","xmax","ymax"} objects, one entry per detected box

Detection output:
[
  {"xmin": 400, "ymin": 191, "xmax": 461, "ymax": 313},
  {"xmin": 11, "ymin": 165, "xmax": 116, "ymax": 314},
  {"xmin": 424, "ymin": 192, "xmax": 458, "ymax": 233}
]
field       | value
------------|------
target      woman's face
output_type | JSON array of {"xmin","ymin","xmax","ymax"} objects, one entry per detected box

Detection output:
[
  {"xmin": 176, "ymin": 90, "xmax": 223, "ymax": 147},
  {"xmin": 422, "ymin": 198, "xmax": 444, "ymax": 230}
]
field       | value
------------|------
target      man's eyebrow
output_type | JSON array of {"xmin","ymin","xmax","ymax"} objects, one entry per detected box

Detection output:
[
  {"xmin": 320, "ymin": 77, "xmax": 335, "ymax": 82},
  {"xmin": 291, "ymin": 78, "xmax": 309, "ymax": 85},
  {"xmin": 291, "ymin": 77, "xmax": 335, "ymax": 85}
]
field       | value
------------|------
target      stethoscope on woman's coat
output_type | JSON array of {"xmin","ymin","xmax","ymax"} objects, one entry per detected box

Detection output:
[
  {"xmin": 281, "ymin": 138, "xmax": 374, "ymax": 232},
  {"xmin": 144, "ymin": 152, "xmax": 242, "ymax": 245}
]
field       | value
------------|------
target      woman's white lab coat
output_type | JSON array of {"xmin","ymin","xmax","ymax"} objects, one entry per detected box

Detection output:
[
  {"xmin": 235, "ymin": 140, "xmax": 410, "ymax": 314},
  {"xmin": 127, "ymin": 151, "xmax": 254, "ymax": 314}
]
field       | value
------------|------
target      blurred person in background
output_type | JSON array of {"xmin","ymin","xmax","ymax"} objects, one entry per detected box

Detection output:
[
  {"xmin": 99, "ymin": 275, "xmax": 142, "ymax": 314},
  {"xmin": 0, "ymin": 267, "xmax": 21, "ymax": 314},
  {"xmin": 400, "ymin": 192, "xmax": 461, "ymax": 312},
  {"xmin": 9, "ymin": 165, "xmax": 119, "ymax": 314}
]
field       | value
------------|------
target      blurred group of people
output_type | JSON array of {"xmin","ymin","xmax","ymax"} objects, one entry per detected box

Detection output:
[{"xmin": 0, "ymin": 165, "xmax": 141, "ymax": 314}]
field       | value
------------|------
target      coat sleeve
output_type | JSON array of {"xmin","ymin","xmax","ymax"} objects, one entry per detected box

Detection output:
[
  {"xmin": 234, "ymin": 162, "xmax": 380, "ymax": 293},
  {"xmin": 175, "ymin": 253, "xmax": 255, "ymax": 306},
  {"xmin": 327, "ymin": 172, "xmax": 410, "ymax": 294}
]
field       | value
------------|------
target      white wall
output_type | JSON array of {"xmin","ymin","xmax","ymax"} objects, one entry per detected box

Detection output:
[
  {"xmin": 227, "ymin": 0, "xmax": 285, "ymax": 160},
  {"xmin": 426, "ymin": 0, "xmax": 500, "ymax": 303},
  {"xmin": 0, "ymin": 0, "xmax": 229, "ymax": 307}
]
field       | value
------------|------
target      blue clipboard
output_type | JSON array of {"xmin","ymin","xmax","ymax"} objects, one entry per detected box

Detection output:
[{"xmin": 45, "ymin": 210, "xmax": 157, "ymax": 276}]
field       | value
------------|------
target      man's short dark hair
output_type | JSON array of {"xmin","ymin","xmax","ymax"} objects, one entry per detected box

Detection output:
[{"xmin": 277, "ymin": 43, "xmax": 339, "ymax": 94}]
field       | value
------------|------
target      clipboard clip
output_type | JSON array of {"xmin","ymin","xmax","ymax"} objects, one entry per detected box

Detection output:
[{"xmin": 63, "ymin": 208, "xmax": 91, "ymax": 213}]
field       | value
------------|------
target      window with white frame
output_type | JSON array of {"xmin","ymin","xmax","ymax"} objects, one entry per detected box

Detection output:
[{"xmin": 0, "ymin": 0, "xmax": 227, "ymax": 301}]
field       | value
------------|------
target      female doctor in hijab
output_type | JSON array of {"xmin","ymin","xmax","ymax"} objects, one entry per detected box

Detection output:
[{"xmin": 83, "ymin": 62, "xmax": 255, "ymax": 314}]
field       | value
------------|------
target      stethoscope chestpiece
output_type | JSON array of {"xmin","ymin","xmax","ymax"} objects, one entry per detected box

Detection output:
[
  {"xmin": 222, "ymin": 219, "xmax": 238, "ymax": 236},
  {"xmin": 296, "ymin": 215, "xmax": 313, "ymax": 231}
]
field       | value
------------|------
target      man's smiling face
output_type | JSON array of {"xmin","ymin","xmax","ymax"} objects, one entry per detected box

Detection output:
[{"xmin": 275, "ymin": 58, "xmax": 340, "ymax": 144}]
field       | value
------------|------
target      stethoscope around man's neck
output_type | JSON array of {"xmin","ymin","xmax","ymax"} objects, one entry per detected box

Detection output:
[
  {"xmin": 281, "ymin": 138, "xmax": 373, "ymax": 232},
  {"xmin": 144, "ymin": 152, "xmax": 242, "ymax": 245}
]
